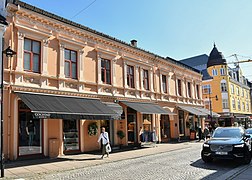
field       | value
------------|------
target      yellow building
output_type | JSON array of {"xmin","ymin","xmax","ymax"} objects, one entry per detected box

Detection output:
[{"xmin": 202, "ymin": 45, "xmax": 252, "ymax": 127}]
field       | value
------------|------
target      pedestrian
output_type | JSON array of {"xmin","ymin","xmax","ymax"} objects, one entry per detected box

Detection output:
[
  {"xmin": 97, "ymin": 127, "xmax": 110, "ymax": 159},
  {"xmin": 203, "ymin": 126, "xmax": 210, "ymax": 141},
  {"xmin": 139, "ymin": 127, "xmax": 144, "ymax": 143},
  {"xmin": 198, "ymin": 126, "xmax": 202, "ymax": 141}
]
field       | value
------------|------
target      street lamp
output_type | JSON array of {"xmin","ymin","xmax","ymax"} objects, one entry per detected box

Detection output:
[
  {"xmin": 1, "ymin": 46, "xmax": 16, "ymax": 177},
  {"xmin": 206, "ymin": 90, "xmax": 218, "ymax": 129}
]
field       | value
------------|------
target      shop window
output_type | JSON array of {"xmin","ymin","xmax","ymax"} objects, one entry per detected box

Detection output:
[
  {"xmin": 64, "ymin": 49, "xmax": 77, "ymax": 79},
  {"xmin": 101, "ymin": 58, "xmax": 111, "ymax": 84},
  {"xmin": 18, "ymin": 101, "xmax": 42, "ymax": 156},
  {"xmin": 24, "ymin": 38, "xmax": 41, "ymax": 73},
  {"xmin": 63, "ymin": 120, "xmax": 79, "ymax": 151}
]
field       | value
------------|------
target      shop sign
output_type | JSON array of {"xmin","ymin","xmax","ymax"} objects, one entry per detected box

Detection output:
[{"xmin": 33, "ymin": 113, "xmax": 51, "ymax": 119}]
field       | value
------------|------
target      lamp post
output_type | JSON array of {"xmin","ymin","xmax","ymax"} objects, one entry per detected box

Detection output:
[
  {"xmin": 207, "ymin": 89, "xmax": 218, "ymax": 129},
  {"xmin": 1, "ymin": 46, "xmax": 16, "ymax": 177}
]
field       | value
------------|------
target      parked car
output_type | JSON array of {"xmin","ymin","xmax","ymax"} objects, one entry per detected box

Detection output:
[
  {"xmin": 245, "ymin": 128, "xmax": 252, "ymax": 140},
  {"xmin": 201, "ymin": 127, "xmax": 251, "ymax": 164}
]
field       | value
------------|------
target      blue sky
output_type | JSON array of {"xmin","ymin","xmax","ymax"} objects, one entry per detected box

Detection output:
[{"xmin": 20, "ymin": 0, "xmax": 252, "ymax": 80}]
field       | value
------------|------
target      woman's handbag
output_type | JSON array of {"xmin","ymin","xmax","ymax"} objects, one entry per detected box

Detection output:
[{"xmin": 105, "ymin": 143, "xmax": 112, "ymax": 153}]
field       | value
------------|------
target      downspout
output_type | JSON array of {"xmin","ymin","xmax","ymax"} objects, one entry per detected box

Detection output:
[{"xmin": 7, "ymin": 14, "xmax": 15, "ymax": 160}]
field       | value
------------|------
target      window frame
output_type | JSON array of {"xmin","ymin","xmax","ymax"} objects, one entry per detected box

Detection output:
[
  {"xmin": 177, "ymin": 79, "xmax": 182, "ymax": 96},
  {"xmin": 143, "ymin": 69, "xmax": 149, "ymax": 90},
  {"xmin": 221, "ymin": 82, "xmax": 227, "ymax": 92},
  {"xmin": 64, "ymin": 49, "xmax": 78, "ymax": 79},
  {"xmin": 127, "ymin": 65, "xmax": 135, "ymax": 88},
  {"xmin": 162, "ymin": 75, "xmax": 167, "ymax": 93},
  {"xmin": 101, "ymin": 58, "xmax": 111, "ymax": 84},
  {"xmin": 24, "ymin": 38, "xmax": 41, "ymax": 73}
]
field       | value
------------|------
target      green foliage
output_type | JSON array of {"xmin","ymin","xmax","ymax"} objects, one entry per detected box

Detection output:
[
  {"xmin": 88, "ymin": 122, "xmax": 98, "ymax": 136},
  {"xmin": 117, "ymin": 130, "xmax": 125, "ymax": 139}
]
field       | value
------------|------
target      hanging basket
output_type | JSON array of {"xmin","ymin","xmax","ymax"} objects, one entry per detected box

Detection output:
[{"xmin": 88, "ymin": 122, "xmax": 98, "ymax": 136}]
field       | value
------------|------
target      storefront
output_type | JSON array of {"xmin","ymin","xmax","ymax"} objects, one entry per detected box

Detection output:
[
  {"xmin": 15, "ymin": 92, "xmax": 118, "ymax": 158},
  {"xmin": 120, "ymin": 101, "xmax": 172, "ymax": 145}
]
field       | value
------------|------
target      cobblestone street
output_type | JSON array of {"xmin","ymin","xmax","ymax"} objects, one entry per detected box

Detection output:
[{"xmin": 34, "ymin": 143, "xmax": 240, "ymax": 180}]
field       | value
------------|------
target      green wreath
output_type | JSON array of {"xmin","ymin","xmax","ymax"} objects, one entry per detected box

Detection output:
[{"xmin": 88, "ymin": 122, "xmax": 98, "ymax": 136}]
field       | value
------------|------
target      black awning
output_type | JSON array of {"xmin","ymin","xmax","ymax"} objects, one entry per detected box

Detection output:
[
  {"xmin": 120, "ymin": 101, "xmax": 170, "ymax": 114},
  {"xmin": 103, "ymin": 102, "xmax": 123, "ymax": 120},
  {"xmin": 177, "ymin": 105, "xmax": 207, "ymax": 116},
  {"xmin": 16, "ymin": 92, "xmax": 117, "ymax": 120}
]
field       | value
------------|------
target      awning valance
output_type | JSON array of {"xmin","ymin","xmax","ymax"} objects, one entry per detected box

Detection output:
[
  {"xmin": 16, "ymin": 92, "xmax": 118, "ymax": 120},
  {"xmin": 120, "ymin": 101, "xmax": 171, "ymax": 114},
  {"xmin": 103, "ymin": 102, "xmax": 123, "ymax": 120},
  {"xmin": 196, "ymin": 107, "xmax": 220, "ymax": 117},
  {"xmin": 177, "ymin": 105, "xmax": 220, "ymax": 117},
  {"xmin": 177, "ymin": 105, "xmax": 207, "ymax": 116}
]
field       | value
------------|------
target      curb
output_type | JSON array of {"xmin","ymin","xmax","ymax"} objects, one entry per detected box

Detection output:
[{"xmin": 214, "ymin": 164, "xmax": 251, "ymax": 180}]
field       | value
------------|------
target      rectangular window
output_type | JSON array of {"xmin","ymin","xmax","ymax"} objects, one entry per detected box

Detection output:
[
  {"xmin": 127, "ymin": 65, "xmax": 135, "ymax": 88},
  {"xmin": 212, "ymin": 69, "xmax": 218, "ymax": 76},
  {"xmin": 187, "ymin": 82, "xmax": 191, "ymax": 97},
  {"xmin": 64, "ymin": 49, "xmax": 77, "ymax": 79},
  {"xmin": 162, "ymin": 75, "xmax": 167, "ymax": 93},
  {"xmin": 63, "ymin": 120, "xmax": 80, "ymax": 152},
  {"xmin": 143, "ymin": 69, "xmax": 149, "ymax": 90},
  {"xmin": 101, "ymin": 58, "xmax": 111, "ymax": 84},
  {"xmin": 246, "ymin": 102, "xmax": 249, "ymax": 112},
  {"xmin": 238, "ymin": 100, "xmax": 241, "ymax": 110},
  {"xmin": 196, "ymin": 84, "xmax": 200, "ymax": 99},
  {"xmin": 220, "ymin": 68, "xmax": 225, "ymax": 75},
  {"xmin": 177, "ymin": 79, "xmax": 182, "ymax": 96},
  {"xmin": 242, "ymin": 89, "xmax": 244, "ymax": 97},
  {"xmin": 222, "ymin": 99, "xmax": 228, "ymax": 109},
  {"xmin": 232, "ymin": 98, "xmax": 236, "ymax": 109},
  {"xmin": 202, "ymin": 84, "xmax": 211, "ymax": 94},
  {"xmin": 230, "ymin": 84, "xmax": 234, "ymax": 94},
  {"xmin": 221, "ymin": 82, "xmax": 227, "ymax": 92},
  {"xmin": 24, "ymin": 38, "xmax": 41, "ymax": 73},
  {"xmin": 242, "ymin": 102, "xmax": 245, "ymax": 111},
  {"xmin": 236, "ymin": 87, "xmax": 240, "ymax": 96}
]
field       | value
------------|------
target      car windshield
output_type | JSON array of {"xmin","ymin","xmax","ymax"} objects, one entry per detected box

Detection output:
[
  {"xmin": 212, "ymin": 128, "xmax": 243, "ymax": 138},
  {"xmin": 246, "ymin": 129, "xmax": 252, "ymax": 134}
]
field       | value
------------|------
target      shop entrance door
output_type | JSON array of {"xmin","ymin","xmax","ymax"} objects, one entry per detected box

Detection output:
[
  {"xmin": 160, "ymin": 115, "xmax": 171, "ymax": 142},
  {"xmin": 127, "ymin": 107, "xmax": 137, "ymax": 145},
  {"xmin": 18, "ymin": 101, "xmax": 42, "ymax": 156}
]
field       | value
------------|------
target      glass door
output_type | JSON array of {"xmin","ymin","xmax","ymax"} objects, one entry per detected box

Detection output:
[
  {"xmin": 63, "ymin": 120, "xmax": 80, "ymax": 152},
  {"xmin": 18, "ymin": 101, "xmax": 42, "ymax": 156},
  {"xmin": 160, "ymin": 115, "xmax": 171, "ymax": 142}
]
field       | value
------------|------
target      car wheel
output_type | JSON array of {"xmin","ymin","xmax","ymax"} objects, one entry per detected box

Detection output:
[
  {"xmin": 243, "ymin": 149, "xmax": 252, "ymax": 165},
  {"xmin": 201, "ymin": 151, "xmax": 213, "ymax": 163}
]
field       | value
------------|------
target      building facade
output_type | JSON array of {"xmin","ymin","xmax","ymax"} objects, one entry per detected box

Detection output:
[
  {"xmin": 182, "ymin": 45, "xmax": 252, "ymax": 128},
  {"xmin": 2, "ymin": 1, "xmax": 207, "ymax": 161}
]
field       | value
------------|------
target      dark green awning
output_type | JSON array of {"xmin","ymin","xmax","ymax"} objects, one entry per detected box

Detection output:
[{"xmin": 16, "ymin": 92, "xmax": 117, "ymax": 120}]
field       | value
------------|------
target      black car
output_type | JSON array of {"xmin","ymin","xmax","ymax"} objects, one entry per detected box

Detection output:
[{"xmin": 201, "ymin": 127, "xmax": 251, "ymax": 164}]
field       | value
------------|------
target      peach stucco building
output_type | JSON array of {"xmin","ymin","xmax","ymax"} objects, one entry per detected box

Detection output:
[{"xmin": 2, "ymin": 1, "xmax": 207, "ymax": 161}]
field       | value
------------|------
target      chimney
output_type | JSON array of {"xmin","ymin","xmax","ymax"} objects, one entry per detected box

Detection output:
[{"xmin": 130, "ymin": 39, "xmax": 137, "ymax": 47}]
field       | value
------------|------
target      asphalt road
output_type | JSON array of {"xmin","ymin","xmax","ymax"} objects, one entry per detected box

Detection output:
[{"xmin": 38, "ymin": 143, "xmax": 241, "ymax": 180}]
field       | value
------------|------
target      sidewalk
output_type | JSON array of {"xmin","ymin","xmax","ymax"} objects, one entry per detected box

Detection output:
[
  {"xmin": 3, "ymin": 142, "xmax": 192, "ymax": 179},
  {"xmin": 226, "ymin": 164, "xmax": 252, "ymax": 180}
]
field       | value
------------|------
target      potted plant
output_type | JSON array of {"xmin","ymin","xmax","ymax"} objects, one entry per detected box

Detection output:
[{"xmin": 117, "ymin": 130, "xmax": 125, "ymax": 148}]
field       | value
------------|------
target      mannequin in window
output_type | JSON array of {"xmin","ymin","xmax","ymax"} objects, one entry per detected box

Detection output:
[{"xmin": 26, "ymin": 119, "xmax": 36, "ymax": 150}]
